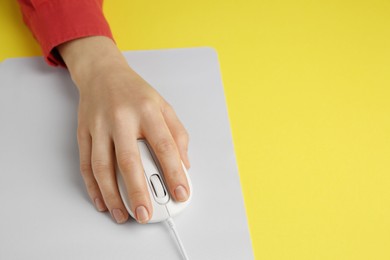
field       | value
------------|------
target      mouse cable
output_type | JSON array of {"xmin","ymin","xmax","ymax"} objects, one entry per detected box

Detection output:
[{"xmin": 166, "ymin": 217, "xmax": 189, "ymax": 260}]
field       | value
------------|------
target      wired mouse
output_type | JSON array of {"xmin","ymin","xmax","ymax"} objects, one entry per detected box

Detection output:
[{"xmin": 116, "ymin": 139, "xmax": 192, "ymax": 223}]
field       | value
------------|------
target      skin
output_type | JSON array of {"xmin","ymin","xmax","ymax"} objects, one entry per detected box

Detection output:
[{"xmin": 57, "ymin": 36, "xmax": 190, "ymax": 224}]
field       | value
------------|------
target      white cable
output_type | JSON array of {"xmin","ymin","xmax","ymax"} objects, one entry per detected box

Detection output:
[{"xmin": 166, "ymin": 217, "xmax": 189, "ymax": 260}]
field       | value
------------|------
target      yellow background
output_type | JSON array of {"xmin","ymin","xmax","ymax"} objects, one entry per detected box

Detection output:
[{"xmin": 1, "ymin": 0, "xmax": 389, "ymax": 259}]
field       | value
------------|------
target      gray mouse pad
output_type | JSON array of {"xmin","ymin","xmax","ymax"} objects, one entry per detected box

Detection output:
[{"xmin": 0, "ymin": 48, "xmax": 253, "ymax": 259}]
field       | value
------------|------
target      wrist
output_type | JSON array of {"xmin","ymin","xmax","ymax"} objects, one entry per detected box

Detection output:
[{"xmin": 57, "ymin": 36, "xmax": 130, "ymax": 90}]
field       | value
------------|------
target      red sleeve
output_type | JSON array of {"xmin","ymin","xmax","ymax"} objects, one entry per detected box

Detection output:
[{"xmin": 17, "ymin": 0, "xmax": 114, "ymax": 67}]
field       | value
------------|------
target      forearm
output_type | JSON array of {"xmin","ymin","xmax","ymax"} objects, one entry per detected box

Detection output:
[{"xmin": 17, "ymin": 0, "xmax": 112, "ymax": 66}]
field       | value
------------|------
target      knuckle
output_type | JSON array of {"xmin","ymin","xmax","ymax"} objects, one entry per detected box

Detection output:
[
  {"xmin": 116, "ymin": 152, "xmax": 138, "ymax": 172},
  {"xmin": 140, "ymin": 98, "xmax": 159, "ymax": 115},
  {"xmin": 162, "ymin": 102, "xmax": 173, "ymax": 113},
  {"xmin": 77, "ymin": 128, "xmax": 89, "ymax": 140},
  {"xmin": 85, "ymin": 180, "xmax": 99, "ymax": 193},
  {"xmin": 177, "ymin": 129, "xmax": 189, "ymax": 143},
  {"xmin": 92, "ymin": 160, "xmax": 110, "ymax": 177},
  {"xmin": 111, "ymin": 107, "xmax": 127, "ymax": 124},
  {"xmin": 104, "ymin": 192, "xmax": 120, "ymax": 205},
  {"xmin": 79, "ymin": 162, "xmax": 93, "ymax": 177},
  {"xmin": 167, "ymin": 168, "xmax": 182, "ymax": 179},
  {"xmin": 155, "ymin": 138, "xmax": 176, "ymax": 155},
  {"xmin": 89, "ymin": 118, "xmax": 105, "ymax": 137},
  {"xmin": 128, "ymin": 189, "xmax": 147, "ymax": 203},
  {"xmin": 77, "ymin": 127, "xmax": 89, "ymax": 137}
]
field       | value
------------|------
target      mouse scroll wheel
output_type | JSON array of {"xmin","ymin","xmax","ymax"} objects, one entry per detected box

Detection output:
[{"xmin": 150, "ymin": 174, "xmax": 166, "ymax": 198}]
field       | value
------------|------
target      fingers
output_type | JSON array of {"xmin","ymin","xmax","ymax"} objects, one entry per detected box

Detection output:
[
  {"xmin": 113, "ymin": 129, "xmax": 152, "ymax": 224},
  {"xmin": 91, "ymin": 133, "xmax": 129, "ymax": 224},
  {"xmin": 77, "ymin": 129, "xmax": 107, "ymax": 212},
  {"xmin": 142, "ymin": 113, "xmax": 190, "ymax": 202},
  {"xmin": 162, "ymin": 104, "xmax": 190, "ymax": 169}
]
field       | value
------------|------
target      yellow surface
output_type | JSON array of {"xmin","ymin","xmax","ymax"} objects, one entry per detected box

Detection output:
[{"xmin": 1, "ymin": 1, "xmax": 390, "ymax": 259}]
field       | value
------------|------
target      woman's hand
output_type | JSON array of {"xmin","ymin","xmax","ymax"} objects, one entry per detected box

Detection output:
[{"xmin": 58, "ymin": 36, "xmax": 190, "ymax": 224}]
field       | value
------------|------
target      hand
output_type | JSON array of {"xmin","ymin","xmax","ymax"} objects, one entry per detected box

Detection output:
[{"xmin": 58, "ymin": 36, "xmax": 190, "ymax": 224}]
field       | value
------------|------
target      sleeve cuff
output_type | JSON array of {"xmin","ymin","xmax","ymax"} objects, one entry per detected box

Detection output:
[{"xmin": 23, "ymin": 0, "xmax": 113, "ymax": 67}]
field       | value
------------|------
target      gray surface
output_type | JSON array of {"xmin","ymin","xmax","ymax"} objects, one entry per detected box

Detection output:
[{"xmin": 0, "ymin": 48, "xmax": 253, "ymax": 260}]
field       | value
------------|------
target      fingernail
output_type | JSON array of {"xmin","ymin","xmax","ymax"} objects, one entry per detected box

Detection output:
[
  {"xmin": 174, "ymin": 185, "xmax": 188, "ymax": 202},
  {"xmin": 136, "ymin": 206, "xmax": 149, "ymax": 224},
  {"xmin": 94, "ymin": 198, "xmax": 106, "ymax": 212},
  {"xmin": 112, "ymin": 208, "xmax": 126, "ymax": 224}
]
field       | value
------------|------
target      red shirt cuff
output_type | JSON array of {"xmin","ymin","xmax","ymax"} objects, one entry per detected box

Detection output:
[{"xmin": 19, "ymin": 0, "xmax": 113, "ymax": 67}]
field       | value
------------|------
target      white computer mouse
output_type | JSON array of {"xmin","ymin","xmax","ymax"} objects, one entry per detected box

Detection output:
[{"xmin": 116, "ymin": 139, "xmax": 192, "ymax": 223}]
